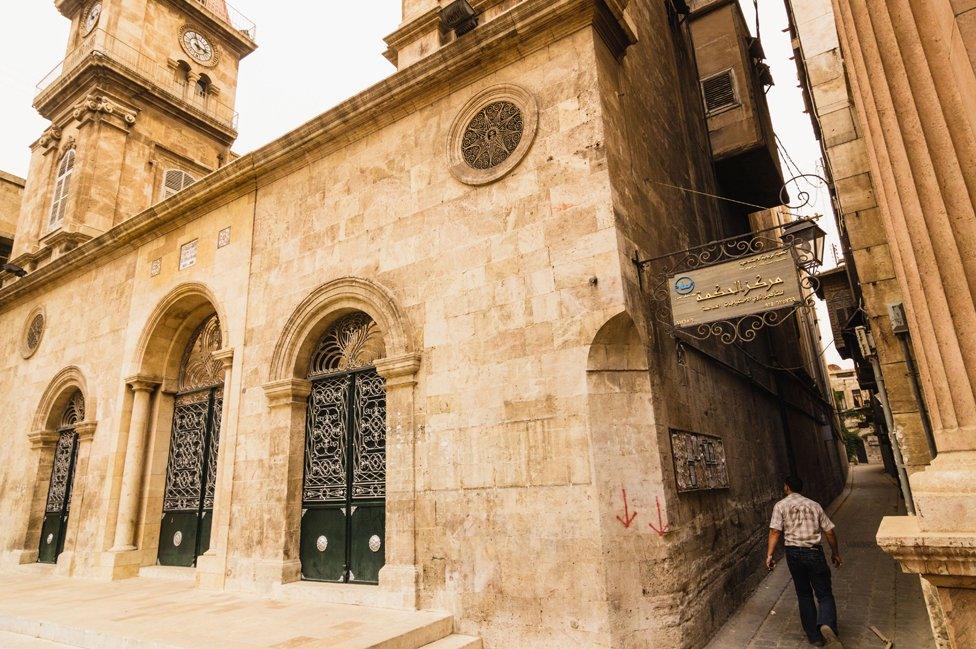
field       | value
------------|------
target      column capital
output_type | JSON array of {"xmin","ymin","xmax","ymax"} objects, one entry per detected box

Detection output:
[
  {"xmin": 877, "ymin": 515, "xmax": 976, "ymax": 586},
  {"xmin": 74, "ymin": 420, "xmax": 98, "ymax": 443},
  {"xmin": 262, "ymin": 378, "xmax": 312, "ymax": 408},
  {"xmin": 27, "ymin": 429, "xmax": 58, "ymax": 450},
  {"xmin": 213, "ymin": 347, "xmax": 235, "ymax": 371},
  {"xmin": 125, "ymin": 375, "xmax": 161, "ymax": 393},
  {"xmin": 374, "ymin": 353, "xmax": 421, "ymax": 386}
]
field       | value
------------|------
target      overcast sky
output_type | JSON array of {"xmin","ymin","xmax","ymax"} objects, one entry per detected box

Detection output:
[{"xmin": 0, "ymin": 0, "xmax": 845, "ymax": 364}]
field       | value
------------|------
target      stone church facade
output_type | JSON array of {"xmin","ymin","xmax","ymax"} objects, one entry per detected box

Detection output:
[{"xmin": 0, "ymin": 0, "xmax": 846, "ymax": 647}]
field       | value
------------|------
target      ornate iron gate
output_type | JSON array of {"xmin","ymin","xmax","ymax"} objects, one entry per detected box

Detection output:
[
  {"xmin": 38, "ymin": 391, "xmax": 84, "ymax": 564},
  {"xmin": 301, "ymin": 313, "xmax": 387, "ymax": 584},
  {"xmin": 158, "ymin": 316, "xmax": 224, "ymax": 567}
]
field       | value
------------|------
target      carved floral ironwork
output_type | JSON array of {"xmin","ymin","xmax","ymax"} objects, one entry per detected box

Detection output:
[
  {"xmin": 634, "ymin": 223, "xmax": 821, "ymax": 345},
  {"xmin": 308, "ymin": 313, "xmax": 383, "ymax": 379},
  {"xmin": 44, "ymin": 391, "xmax": 84, "ymax": 515},
  {"xmin": 303, "ymin": 313, "xmax": 387, "ymax": 505},
  {"xmin": 25, "ymin": 314, "xmax": 45, "ymax": 353},
  {"xmin": 461, "ymin": 101, "xmax": 524, "ymax": 170},
  {"xmin": 178, "ymin": 315, "xmax": 223, "ymax": 392},
  {"xmin": 163, "ymin": 315, "xmax": 223, "ymax": 513},
  {"xmin": 61, "ymin": 390, "xmax": 85, "ymax": 428}
]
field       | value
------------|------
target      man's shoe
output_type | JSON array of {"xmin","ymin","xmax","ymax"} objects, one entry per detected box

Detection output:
[
  {"xmin": 808, "ymin": 641, "xmax": 824, "ymax": 647},
  {"xmin": 820, "ymin": 625, "xmax": 844, "ymax": 648}
]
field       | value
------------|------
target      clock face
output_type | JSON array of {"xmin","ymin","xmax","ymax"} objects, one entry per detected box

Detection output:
[
  {"xmin": 182, "ymin": 30, "xmax": 215, "ymax": 65},
  {"xmin": 82, "ymin": 2, "xmax": 102, "ymax": 36}
]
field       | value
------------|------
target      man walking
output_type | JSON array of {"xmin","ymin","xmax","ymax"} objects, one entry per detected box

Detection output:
[{"xmin": 766, "ymin": 476, "xmax": 843, "ymax": 648}]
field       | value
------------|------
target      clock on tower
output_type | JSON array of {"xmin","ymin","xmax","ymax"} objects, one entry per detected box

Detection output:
[{"xmin": 7, "ymin": 0, "xmax": 257, "ymax": 268}]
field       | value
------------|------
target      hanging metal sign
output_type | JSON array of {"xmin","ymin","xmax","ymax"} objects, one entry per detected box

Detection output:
[
  {"xmin": 633, "ymin": 218, "xmax": 822, "ymax": 345},
  {"xmin": 668, "ymin": 248, "xmax": 804, "ymax": 328}
]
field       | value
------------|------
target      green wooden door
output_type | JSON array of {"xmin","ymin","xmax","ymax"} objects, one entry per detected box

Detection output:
[
  {"xmin": 38, "ymin": 429, "xmax": 79, "ymax": 564},
  {"xmin": 300, "ymin": 368, "xmax": 386, "ymax": 584},
  {"xmin": 157, "ymin": 388, "xmax": 221, "ymax": 567}
]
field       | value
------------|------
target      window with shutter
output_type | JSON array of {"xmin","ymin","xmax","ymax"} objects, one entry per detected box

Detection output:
[
  {"xmin": 162, "ymin": 169, "xmax": 197, "ymax": 200},
  {"xmin": 48, "ymin": 149, "xmax": 76, "ymax": 228},
  {"xmin": 701, "ymin": 69, "xmax": 738, "ymax": 116}
]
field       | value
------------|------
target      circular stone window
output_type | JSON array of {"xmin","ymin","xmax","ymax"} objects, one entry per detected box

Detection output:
[
  {"xmin": 448, "ymin": 85, "xmax": 538, "ymax": 185},
  {"xmin": 21, "ymin": 308, "xmax": 46, "ymax": 359}
]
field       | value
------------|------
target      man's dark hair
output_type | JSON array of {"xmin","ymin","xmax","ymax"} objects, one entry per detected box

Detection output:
[{"xmin": 785, "ymin": 475, "xmax": 804, "ymax": 493}]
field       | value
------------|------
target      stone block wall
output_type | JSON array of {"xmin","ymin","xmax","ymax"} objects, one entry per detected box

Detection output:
[
  {"xmin": 595, "ymin": 0, "xmax": 846, "ymax": 646},
  {"xmin": 0, "ymin": 1, "xmax": 846, "ymax": 647},
  {"xmin": 0, "ymin": 171, "xmax": 23, "ymax": 240},
  {"xmin": 228, "ymin": 26, "xmax": 621, "ymax": 647}
]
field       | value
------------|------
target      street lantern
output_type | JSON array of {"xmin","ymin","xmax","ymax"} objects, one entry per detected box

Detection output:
[{"xmin": 781, "ymin": 219, "xmax": 826, "ymax": 270}]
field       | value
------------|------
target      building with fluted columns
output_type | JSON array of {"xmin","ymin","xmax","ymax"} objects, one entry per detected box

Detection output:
[
  {"xmin": 787, "ymin": 0, "xmax": 976, "ymax": 645},
  {"xmin": 0, "ymin": 0, "xmax": 846, "ymax": 646}
]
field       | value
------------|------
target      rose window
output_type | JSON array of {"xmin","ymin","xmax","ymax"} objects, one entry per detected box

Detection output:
[{"xmin": 461, "ymin": 101, "xmax": 525, "ymax": 170}]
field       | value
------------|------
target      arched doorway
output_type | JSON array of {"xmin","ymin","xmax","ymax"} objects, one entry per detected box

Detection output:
[
  {"xmin": 38, "ymin": 390, "xmax": 85, "ymax": 564},
  {"xmin": 157, "ymin": 314, "xmax": 224, "ymax": 567},
  {"xmin": 300, "ymin": 312, "xmax": 387, "ymax": 584}
]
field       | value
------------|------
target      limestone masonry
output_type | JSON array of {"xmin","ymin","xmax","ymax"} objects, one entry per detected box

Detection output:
[{"xmin": 0, "ymin": 1, "xmax": 847, "ymax": 647}]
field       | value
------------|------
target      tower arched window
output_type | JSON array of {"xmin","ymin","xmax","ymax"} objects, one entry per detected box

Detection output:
[
  {"xmin": 49, "ymin": 149, "xmax": 75, "ymax": 228},
  {"xmin": 195, "ymin": 74, "xmax": 211, "ymax": 99},
  {"xmin": 174, "ymin": 60, "xmax": 191, "ymax": 87},
  {"xmin": 162, "ymin": 169, "xmax": 197, "ymax": 200}
]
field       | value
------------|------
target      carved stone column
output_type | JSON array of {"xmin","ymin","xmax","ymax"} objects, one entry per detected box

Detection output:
[
  {"xmin": 859, "ymin": 0, "xmax": 976, "ymax": 444},
  {"xmin": 252, "ymin": 378, "xmax": 312, "ymax": 591},
  {"xmin": 837, "ymin": 0, "xmax": 960, "ymax": 442},
  {"xmin": 54, "ymin": 420, "xmax": 97, "ymax": 576},
  {"xmin": 197, "ymin": 348, "xmax": 234, "ymax": 590},
  {"xmin": 375, "ymin": 352, "xmax": 422, "ymax": 610},
  {"xmin": 834, "ymin": 0, "xmax": 976, "ymax": 643},
  {"xmin": 110, "ymin": 377, "xmax": 159, "ymax": 553}
]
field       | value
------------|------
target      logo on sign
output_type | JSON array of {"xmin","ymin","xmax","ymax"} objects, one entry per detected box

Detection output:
[{"xmin": 674, "ymin": 277, "xmax": 695, "ymax": 295}]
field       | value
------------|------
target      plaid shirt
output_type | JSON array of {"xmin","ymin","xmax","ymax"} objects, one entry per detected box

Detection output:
[{"xmin": 770, "ymin": 493, "xmax": 835, "ymax": 548}]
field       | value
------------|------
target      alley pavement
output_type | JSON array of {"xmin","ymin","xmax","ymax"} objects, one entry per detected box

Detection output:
[{"xmin": 707, "ymin": 465, "xmax": 935, "ymax": 649}]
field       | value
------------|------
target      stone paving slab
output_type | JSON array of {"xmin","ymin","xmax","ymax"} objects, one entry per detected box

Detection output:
[
  {"xmin": 0, "ymin": 630, "xmax": 74, "ymax": 648},
  {"xmin": 706, "ymin": 465, "xmax": 935, "ymax": 649},
  {"xmin": 0, "ymin": 570, "xmax": 454, "ymax": 649}
]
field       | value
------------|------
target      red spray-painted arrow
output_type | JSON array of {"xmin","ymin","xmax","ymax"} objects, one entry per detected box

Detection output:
[
  {"xmin": 648, "ymin": 496, "xmax": 671, "ymax": 537},
  {"xmin": 615, "ymin": 488, "xmax": 638, "ymax": 528}
]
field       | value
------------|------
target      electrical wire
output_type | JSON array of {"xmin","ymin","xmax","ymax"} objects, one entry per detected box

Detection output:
[{"xmin": 644, "ymin": 178, "xmax": 807, "ymax": 218}]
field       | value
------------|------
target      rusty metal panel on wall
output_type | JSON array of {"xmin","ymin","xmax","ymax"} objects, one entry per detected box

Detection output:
[{"xmin": 670, "ymin": 429, "xmax": 730, "ymax": 493}]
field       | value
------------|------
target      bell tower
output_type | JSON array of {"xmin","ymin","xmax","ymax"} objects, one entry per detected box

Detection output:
[{"xmin": 9, "ymin": 0, "xmax": 256, "ymax": 269}]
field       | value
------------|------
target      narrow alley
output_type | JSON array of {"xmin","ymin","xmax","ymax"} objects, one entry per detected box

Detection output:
[{"xmin": 707, "ymin": 466, "xmax": 935, "ymax": 648}]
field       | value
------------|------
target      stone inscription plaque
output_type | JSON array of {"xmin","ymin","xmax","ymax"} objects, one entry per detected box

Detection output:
[
  {"xmin": 668, "ymin": 249, "xmax": 803, "ymax": 328},
  {"xmin": 670, "ymin": 429, "xmax": 730, "ymax": 493}
]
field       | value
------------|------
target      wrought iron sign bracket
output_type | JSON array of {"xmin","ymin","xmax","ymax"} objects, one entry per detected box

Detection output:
[{"xmin": 632, "ymin": 217, "xmax": 823, "ymax": 346}]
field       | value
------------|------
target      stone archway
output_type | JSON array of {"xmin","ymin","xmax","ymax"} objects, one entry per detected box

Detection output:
[
  {"xmin": 262, "ymin": 277, "xmax": 420, "ymax": 609},
  {"xmin": 5, "ymin": 367, "xmax": 97, "ymax": 571},
  {"xmin": 585, "ymin": 311, "xmax": 674, "ymax": 646},
  {"xmin": 102, "ymin": 283, "xmax": 233, "ymax": 581}
]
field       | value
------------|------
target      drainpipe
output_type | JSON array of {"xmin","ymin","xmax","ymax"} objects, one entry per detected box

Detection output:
[{"xmin": 857, "ymin": 326, "xmax": 915, "ymax": 514}]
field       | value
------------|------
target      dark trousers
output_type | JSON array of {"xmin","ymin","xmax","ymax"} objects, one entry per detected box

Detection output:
[{"xmin": 785, "ymin": 546, "xmax": 838, "ymax": 643}]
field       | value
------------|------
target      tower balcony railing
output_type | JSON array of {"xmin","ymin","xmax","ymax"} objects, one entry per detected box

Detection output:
[
  {"xmin": 193, "ymin": 0, "xmax": 257, "ymax": 41},
  {"xmin": 36, "ymin": 29, "xmax": 239, "ymax": 130}
]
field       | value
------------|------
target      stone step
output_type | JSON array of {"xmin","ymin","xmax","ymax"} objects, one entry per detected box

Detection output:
[
  {"xmin": 419, "ymin": 635, "xmax": 484, "ymax": 649},
  {"xmin": 0, "ymin": 614, "xmax": 457, "ymax": 649},
  {"xmin": 0, "ymin": 569, "xmax": 459, "ymax": 649},
  {"xmin": 136, "ymin": 565, "xmax": 196, "ymax": 582},
  {"xmin": 369, "ymin": 616, "xmax": 455, "ymax": 649}
]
